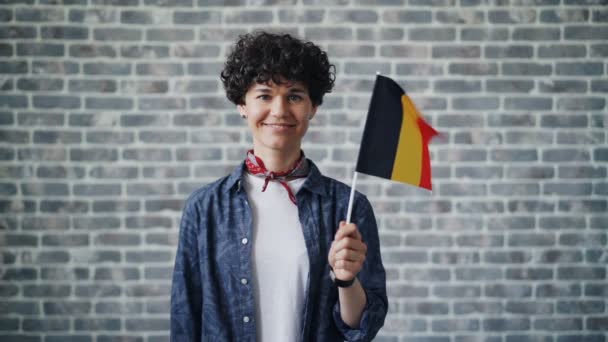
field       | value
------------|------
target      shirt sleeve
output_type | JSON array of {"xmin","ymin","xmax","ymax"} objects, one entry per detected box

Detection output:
[
  {"xmin": 170, "ymin": 198, "xmax": 202, "ymax": 341},
  {"xmin": 332, "ymin": 193, "xmax": 389, "ymax": 342}
]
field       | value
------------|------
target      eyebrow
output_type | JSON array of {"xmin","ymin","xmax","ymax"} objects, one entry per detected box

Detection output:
[{"xmin": 253, "ymin": 87, "xmax": 307, "ymax": 93}]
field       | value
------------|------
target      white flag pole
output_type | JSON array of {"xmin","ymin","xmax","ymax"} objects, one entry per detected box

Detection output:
[{"xmin": 345, "ymin": 171, "xmax": 358, "ymax": 224}]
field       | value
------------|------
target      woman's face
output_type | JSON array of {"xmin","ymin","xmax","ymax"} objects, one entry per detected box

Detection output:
[{"xmin": 238, "ymin": 79, "xmax": 317, "ymax": 155}]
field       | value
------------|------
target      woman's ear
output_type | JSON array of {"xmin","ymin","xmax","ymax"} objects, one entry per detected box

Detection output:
[
  {"xmin": 237, "ymin": 105, "xmax": 247, "ymax": 118},
  {"xmin": 309, "ymin": 106, "xmax": 318, "ymax": 120}
]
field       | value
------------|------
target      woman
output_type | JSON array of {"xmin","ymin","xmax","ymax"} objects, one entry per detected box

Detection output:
[{"xmin": 170, "ymin": 31, "xmax": 387, "ymax": 342}]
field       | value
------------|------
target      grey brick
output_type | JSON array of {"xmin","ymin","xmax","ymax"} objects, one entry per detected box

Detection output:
[
  {"xmin": 0, "ymin": 9, "xmax": 13, "ymax": 22},
  {"xmin": 486, "ymin": 45, "xmax": 534, "ymax": 59},
  {"xmin": 507, "ymin": 267, "xmax": 553, "ymax": 280},
  {"xmin": 434, "ymin": 80, "xmax": 481, "ymax": 93},
  {"xmin": 590, "ymin": 44, "xmax": 608, "ymax": 57},
  {"xmin": 71, "ymin": 148, "xmax": 118, "ymax": 162},
  {"xmin": 224, "ymin": 10, "xmax": 273, "ymax": 24},
  {"xmin": 543, "ymin": 149, "xmax": 590, "ymax": 162},
  {"xmin": 557, "ymin": 62, "xmax": 604, "ymax": 76},
  {"xmin": 508, "ymin": 200, "xmax": 555, "ymax": 213},
  {"xmin": 17, "ymin": 43, "xmax": 64, "ymax": 57},
  {"xmin": 433, "ymin": 45, "xmax": 480, "ymax": 58},
  {"xmin": 436, "ymin": 10, "xmax": 483, "ymax": 24},
  {"xmin": 0, "ymin": 317, "xmax": 19, "ymax": 330},
  {"xmin": 396, "ymin": 63, "xmax": 444, "ymax": 76},
  {"xmin": 506, "ymin": 336, "xmax": 552, "ymax": 342},
  {"xmin": 488, "ymin": 9, "xmax": 536, "ymax": 24},
  {"xmin": 557, "ymin": 300, "xmax": 604, "ymax": 314},
  {"xmin": 75, "ymin": 318, "xmax": 121, "ymax": 331},
  {"xmin": 455, "ymin": 268, "xmax": 502, "ymax": 281},
  {"xmin": 557, "ymin": 97, "xmax": 605, "ymax": 111},
  {"xmin": 513, "ymin": 27, "xmax": 560, "ymax": 41},
  {"xmin": 356, "ymin": 28, "xmax": 405, "ymax": 41},
  {"xmin": 539, "ymin": 45, "xmax": 587, "ymax": 58},
  {"xmin": 410, "ymin": 28, "xmax": 455, "ymax": 42},
  {"xmin": 33, "ymin": 131, "xmax": 81, "ymax": 144},
  {"xmin": 509, "ymin": 233, "xmax": 555, "ymax": 247},
  {"xmin": 173, "ymin": 45, "xmax": 220, "ymax": 58},
  {"xmin": 17, "ymin": 78, "xmax": 64, "ymax": 91},
  {"xmin": 0, "ymin": 61, "xmax": 27, "ymax": 74},
  {"xmin": 174, "ymin": 10, "xmax": 221, "ymax": 24},
  {"xmin": 94, "ymin": 28, "xmax": 141, "ymax": 41},
  {"xmin": 147, "ymin": 0, "xmax": 193, "ymax": 5},
  {"xmin": 41, "ymin": 267, "xmax": 89, "ymax": 281},
  {"xmin": 0, "ymin": 335, "xmax": 39, "ymax": 342},
  {"xmin": 83, "ymin": 63, "xmax": 131, "ymax": 75},
  {"xmin": 538, "ymin": 283, "xmax": 581, "ymax": 298},
  {"xmin": 449, "ymin": 62, "xmax": 498, "ymax": 75},
  {"xmin": 461, "ymin": 28, "xmax": 508, "ymax": 41},
  {"xmin": 455, "ymin": 302, "xmax": 503, "ymax": 315},
  {"xmin": 329, "ymin": 9, "xmax": 378, "ymax": 23},
  {"xmin": 95, "ymin": 302, "xmax": 142, "ymax": 314},
  {"xmin": 121, "ymin": 45, "xmax": 170, "ymax": 59},
  {"xmin": 41, "ymin": 26, "xmax": 88, "ymax": 40},
  {"xmin": 22, "ymin": 318, "xmax": 69, "ymax": 331},
  {"xmin": 42, "ymin": 234, "xmax": 89, "ymax": 246},
  {"xmin": 558, "ymin": 267, "xmax": 606, "ymax": 280},
  {"xmin": 0, "ymin": 300, "xmax": 40, "ymax": 315},
  {"xmin": 94, "ymin": 267, "xmax": 139, "ymax": 281},
  {"xmin": 32, "ymin": 61, "xmax": 79, "ymax": 74},
  {"xmin": 187, "ymin": 62, "xmax": 223, "ymax": 76},
  {"xmin": 146, "ymin": 28, "xmax": 194, "ymax": 41},
  {"xmin": 565, "ymin": 26, "xmax": 608, "ymax": 40},
  {"xmin": 380, "ymin": 45, "xmax": 428, "ymax": 58},
  {"xmin": 23, "ymin": 284, "xmax": 71, "ymax": 297},
  {"xmin": 491, "ymin": 149, "xmax": 538, "ymax": 162},
  {"xmin": 0, "ymin": 43, "xmax": 12, "ymax": 57},
  {"xmin": 559, "ymin": 199, "xmax": 607, "ymax": 213},
  {"xmin": 540, "ymin": 9, "xmax": 589, "ymax": 23},
  {"xmin": 36, "ymin": 166, "xmax": 84, "ymax": 178},
  {"xmin": 383, "ymin": 10, "xmax": 431, "ymax": 23},
  {"xmin": 43, "ymin": 301, "xmax": 91, "ymax": 315},
  {"xmin": 0, "ymin": 130, "xmax": 29, "ymax": 144},
  {"xmin": 505, "ymin": 97, "xmax": 552, "ymax": 110},
  {"xmin": 503, "ymin": 63, "xmax": 552, "ymax": 76},
  {"xmin": 482, "ymin": 318, "xmax": 531, "ymax": 331},
  {"xmin": 0, "ymin": 95, "xmax": 26, "ymax": 108},
  {"xmin": 586, "ymin": 318, "xmax": 608, "ymax": 331},
  {"xmin": 431, "ymin": 318, "xmax": 479, "ymax": 332},
  {"xmin": 0, "ymin": 26, "xmax": 36, "ymax": 39},
  {"xmin": 535, "ymin": 318, "xmax": 583, "ymax": 331},
  {"xmin": 432, "ymin": 251, "xmax": 480, "ymax": 264},
  {"xmin": 69, "ymin": 79, "xmax": 117, "ymax": 93},
  {"xmin": 92, "ymin": 200, "xmax": 140, "ymax": 212},
  {"xmin": 539, "ymin": 80, "xmax": 587, "ymax": 93},
  {"xmin": 541, "ymin": 114, "xmax": 587, "ymax": 128},
  {"xmin": 557, "ymin": 335, "xmax": 605, "ymax": 342}
]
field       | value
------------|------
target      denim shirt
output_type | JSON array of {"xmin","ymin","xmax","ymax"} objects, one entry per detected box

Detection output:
[{"xmin": 170, "ymin": 159, "xmax": 388, "ymax": 342}]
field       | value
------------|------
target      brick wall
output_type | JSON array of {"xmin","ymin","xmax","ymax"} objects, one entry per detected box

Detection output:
[{"xmin": 1, "ymin": 1, "xmax": 607, "ymax": 341}]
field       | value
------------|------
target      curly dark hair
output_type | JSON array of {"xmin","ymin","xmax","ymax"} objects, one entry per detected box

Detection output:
[{"xmin": 221, "ymin": 31, "xmax": 335, "ymax": 107}]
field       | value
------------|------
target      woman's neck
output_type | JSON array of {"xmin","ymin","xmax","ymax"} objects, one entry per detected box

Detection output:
[{"xmin": 253, "ymin": 147, "xmax": 302, "ymax": 173}]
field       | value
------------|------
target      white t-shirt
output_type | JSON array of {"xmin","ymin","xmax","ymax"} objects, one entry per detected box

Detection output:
[{"xmin": 243, "ymin": 172, "xmax": 310, "ymax": 342}]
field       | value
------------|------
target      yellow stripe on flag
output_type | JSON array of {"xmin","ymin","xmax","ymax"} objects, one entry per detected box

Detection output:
[{"xmin": 391, "ymin": 95, "xmax": 423, "ymax": 185}]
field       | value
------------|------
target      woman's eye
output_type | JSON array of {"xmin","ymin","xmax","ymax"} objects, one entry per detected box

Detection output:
[
  {"xmin": 288, "ymin": 95, "xmax": 302, "ymax": 102},
  {"xmin": 257, "ymin": 95, "xmax": 270, "ymax": 100}
]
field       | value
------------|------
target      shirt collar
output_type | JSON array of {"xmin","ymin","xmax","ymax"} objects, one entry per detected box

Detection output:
[{"xmin": 226, "ymin": 158, "xmax": 327, "ymax": 197}]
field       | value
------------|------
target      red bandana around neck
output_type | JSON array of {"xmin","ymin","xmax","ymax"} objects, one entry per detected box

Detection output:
[{"xmin": 244, "ymin": 149, "xmax": 309, "ymax": 205}]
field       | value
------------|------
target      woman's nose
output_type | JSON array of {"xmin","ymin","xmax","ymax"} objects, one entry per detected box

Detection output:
[{"xmin": 270, "ymin": 97, "xmax": 288, "ymax": 116}]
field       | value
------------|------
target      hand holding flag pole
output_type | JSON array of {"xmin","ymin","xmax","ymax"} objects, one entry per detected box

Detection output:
[{"xmin": 346, "ymin": 73, "xmax": 439, "ymax": 224}]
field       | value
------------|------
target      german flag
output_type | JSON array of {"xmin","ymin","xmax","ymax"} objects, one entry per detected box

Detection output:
[{"xmin": 356, "ymin": 75, "xmax": 438, "ymax": 190}]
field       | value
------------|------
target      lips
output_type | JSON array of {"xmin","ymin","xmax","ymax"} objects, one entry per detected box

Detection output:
[{"xmin": 262, "ymin": 123, "xmax": 296, "ymax": 127}]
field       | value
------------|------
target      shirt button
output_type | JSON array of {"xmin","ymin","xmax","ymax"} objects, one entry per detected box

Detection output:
[
  {"xmin": 243, "ymin": 316, "xmax": 250, "ymax": 323},
  {"xmin": 241, "ymin": 278, "xmax": 248, "ymax": 285},
  {"xmin": 241, "ymin": 238, "xmax": 248, "ymax": 245}
]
